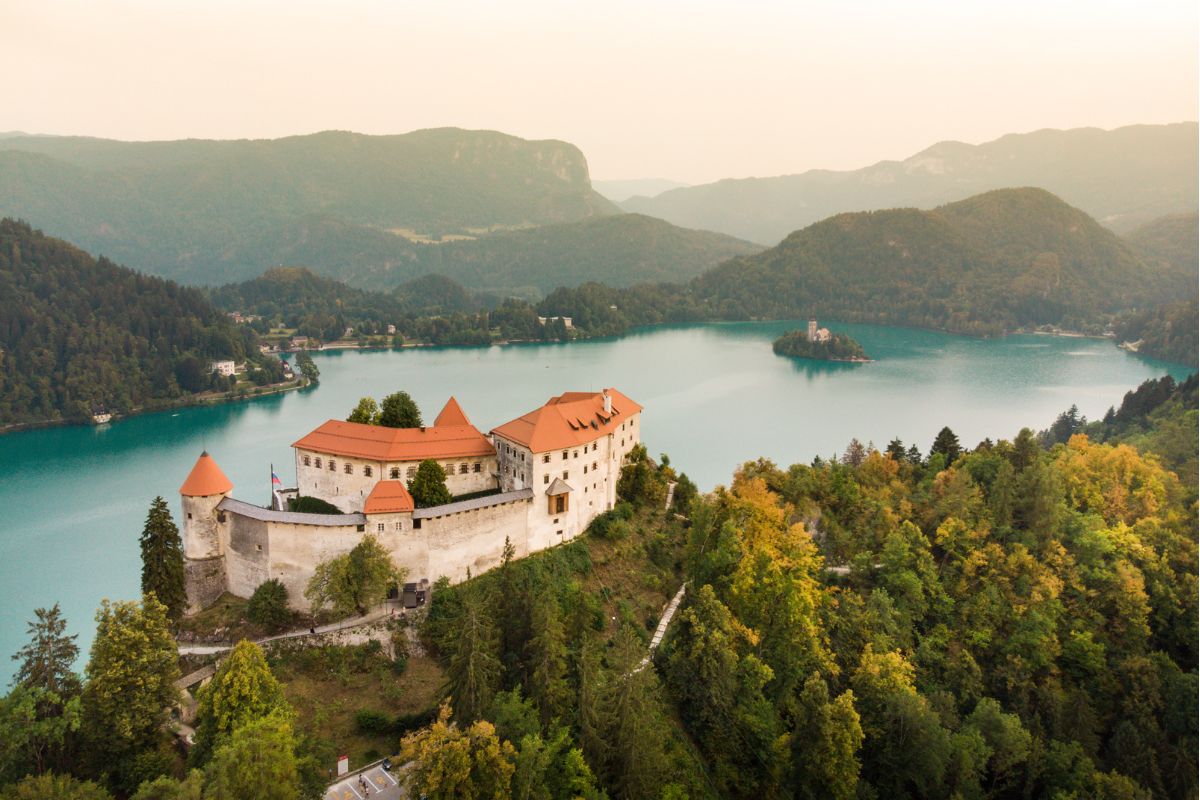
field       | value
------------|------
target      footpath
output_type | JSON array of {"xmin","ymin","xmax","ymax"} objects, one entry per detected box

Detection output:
[{"xmin": 178, "ymin": 604, "xmax": 395, "ymax": 655}]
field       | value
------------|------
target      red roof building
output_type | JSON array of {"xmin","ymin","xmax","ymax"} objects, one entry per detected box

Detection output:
[
  {"xmin": 363, "ymin": 480, "xmax": 415, "ymax": 514},
  {"xmin": 491, "ymin": 388, "xmax": 643, "ymax": 453},
  {"xmin": 179, "ymin": 451, "xmax": 234, "ymax": 497},
  {"xmin": 292, "ymin": 398, "xmax": 493, "ymax": 462}
]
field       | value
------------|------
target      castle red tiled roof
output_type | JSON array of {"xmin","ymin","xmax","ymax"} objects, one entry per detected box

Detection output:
[
  {"xmin": 434, "ymin": 396, "xmax": 472, "ymax": 428},
  {"xmin": 363, "ymin": 480, "xmax": 415, "ymax": 514},
  {"xmin": 292, "ymin": 419, "xmax": 494, "ymax": 462},
  {"xmin": 180, "ymin": 451, "xmax": 234, "ymax": 497},
  {"xmin": 491, "ymin": 388, "xmax": 642, "ymax": 453}
]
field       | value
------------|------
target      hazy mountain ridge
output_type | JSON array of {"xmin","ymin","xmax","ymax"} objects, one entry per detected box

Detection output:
[
  {"xmin": 0, "ymin": 128, "xmax": 620, "ymax": 284},
  {"xmin": 623, "ymin": 123, "xmax": 1199, "ymax": 244}
]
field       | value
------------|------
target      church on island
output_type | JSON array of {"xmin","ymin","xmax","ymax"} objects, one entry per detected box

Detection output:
[{"xmin": 179, "ymin": 388, "xmax": 643, "ymax": 613}]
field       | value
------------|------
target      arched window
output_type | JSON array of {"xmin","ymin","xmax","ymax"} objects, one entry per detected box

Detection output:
[{"xmin": 390, "ymin": 467, "xmax": 400, "ymax": 479}]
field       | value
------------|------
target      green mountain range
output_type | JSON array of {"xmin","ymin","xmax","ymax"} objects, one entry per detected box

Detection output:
[
  {"xmin": 0, "ymin": 129, "xmax": 759, "ymax": 291},
  {"xmin": 0, "ymin": 128, "xmax": 618, "ymax": 285},
  {"xmin": 622, "ymin": 123, "xmax": 1199, "ymax": 244}
]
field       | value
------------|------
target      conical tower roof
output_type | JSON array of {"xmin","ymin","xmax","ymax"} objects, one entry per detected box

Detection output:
[
  {"xmin": 434, "ymin": 396, "xmax": 472, "ymax": 428},
  {"xmin": 180, "ymin": 450, "xmax": 234, "ymax": 497}
]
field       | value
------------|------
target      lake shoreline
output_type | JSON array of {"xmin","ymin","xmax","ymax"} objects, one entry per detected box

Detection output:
[{"xmin": 0, "ymin": 377, "xmax": 311, "ymax": 437}]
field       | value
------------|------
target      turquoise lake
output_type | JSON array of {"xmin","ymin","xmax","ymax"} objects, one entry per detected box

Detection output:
[{"xmin": 0, "ymin": 320, "xmax": 1192, "ymax": 682}]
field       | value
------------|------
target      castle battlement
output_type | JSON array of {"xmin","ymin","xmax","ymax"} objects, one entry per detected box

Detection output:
[{"xmin": 180, "ymin": 389, "xmax": 642, "ymax": 614}]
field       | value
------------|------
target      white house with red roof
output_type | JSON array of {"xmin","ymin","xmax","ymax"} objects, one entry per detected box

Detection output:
[{"xmin": 178, "ymin": 389, "xmax": 643, "ymax": 613}]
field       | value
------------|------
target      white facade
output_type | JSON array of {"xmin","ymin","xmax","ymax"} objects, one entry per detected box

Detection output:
[
  {"xmin": 294, "ymin": 449, "xmax": 497, "ymax": 512},
  {"xmin": 211, "ymin": 360, "xmax": 237, "ymax": 376}
]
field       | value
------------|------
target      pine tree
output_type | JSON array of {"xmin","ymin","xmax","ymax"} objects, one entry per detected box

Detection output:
[
  {"xmin": 448, "ymin": 591, "xmax": 502, "ymax": 723},
  {"xmin": 526, "ymin": 592, "xmax": 570, "ymax": 728},
  {"xmin": 11, "ymin": 604, "xmax": 80, "ymax": 697},
  {"xmin": 790, "ymin": 672, "xmax": 863, "ymax": 800},
  {"xmin": 139, "ymin": 497, "xmax": 186, "ymax": 621},
  {"xmin": 930, "ymin": 426, "xmax": 962, "ymax": 464}
]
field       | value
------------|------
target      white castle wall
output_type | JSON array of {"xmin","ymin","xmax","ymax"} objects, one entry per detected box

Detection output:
[{"xmin": 182, "ymin": 410, "xmax": 641, "ymax": 613}]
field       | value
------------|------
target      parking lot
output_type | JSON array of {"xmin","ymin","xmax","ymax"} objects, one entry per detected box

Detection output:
[{"xmin": 325, "ymin": 763, "xmax": 401, "ymax": 800}]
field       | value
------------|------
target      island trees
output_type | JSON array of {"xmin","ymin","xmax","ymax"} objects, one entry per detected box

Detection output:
[
  {"xmin": 139, "ymin": 497, "xmax": 186, "ymax": 621},
  {"xmin": 304, "ymin": 535, "xmax": 403, "ymax": 616}
]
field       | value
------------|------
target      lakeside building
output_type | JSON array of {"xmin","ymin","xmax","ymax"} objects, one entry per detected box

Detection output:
[{"xmin": 180, "ymin": 389, "xmax": 642, "ymax": 613}]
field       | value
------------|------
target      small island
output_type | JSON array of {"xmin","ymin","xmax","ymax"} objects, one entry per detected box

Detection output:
[{"xmin": 773, "ymin": 320, "xmax": 870, "ymax": 362}]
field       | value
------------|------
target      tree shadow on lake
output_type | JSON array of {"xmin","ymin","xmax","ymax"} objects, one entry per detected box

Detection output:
[{"xmin": 777, "ymin": 355, "xmax": 868, "ymax": 380}]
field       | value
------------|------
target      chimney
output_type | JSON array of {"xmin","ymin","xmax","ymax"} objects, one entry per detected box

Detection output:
[{"xmin": 602, "ymin": 390, "xmax": 612, "ymax": 415}]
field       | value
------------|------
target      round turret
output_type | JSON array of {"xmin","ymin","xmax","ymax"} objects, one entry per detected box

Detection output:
[{"xmin": 180, "ymin": 450, "xmax": 233, "ymax": 560}]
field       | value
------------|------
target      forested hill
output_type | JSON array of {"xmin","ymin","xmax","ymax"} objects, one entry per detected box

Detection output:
[
  {"xmin": 0, "ymin": 128, "xmax": 619, "ymax": 285},
  {"xmin": 622, "ymin": 122, "xmax": 1198, "ymax": 244},
  {"xmin": 1123, "ymin": 211, "xmax": 1199, "ymax": 278},
  {"xmin": 404, "ymin": 213, "xmax": 762, "ymax": 293},
  {"xmin": 0, "ymin": 220, "xmax": 257, "ymax": 426},
  {"xmin": 690, "ymin": 188, "xmax": 1185, "ymax": 336}
]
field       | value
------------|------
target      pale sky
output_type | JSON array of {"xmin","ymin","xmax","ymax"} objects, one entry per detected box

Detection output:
[{"xmin": 2, "ymin": 0, "xmax": 1196, "ymax": 183}]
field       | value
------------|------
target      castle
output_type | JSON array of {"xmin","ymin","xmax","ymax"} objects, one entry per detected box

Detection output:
[{"xmin": 179, "ymin": 388, "xmax": 643, "ymax": 613}]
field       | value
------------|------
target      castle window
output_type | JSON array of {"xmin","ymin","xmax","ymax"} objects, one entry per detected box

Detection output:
[
  {"xmin": 459, "ymin": 463, "xmax": 468, "ymax": 474},
  {"xmin": 573, "ymin": 450, "xmax": 579, "ymax": 458},
  {"xmin": 562, "ymin": 451, "xmax": 568, "ymax": 460},
  {"xmin": 329, "ymin": 460, "xmax": 337, "ymax": 471},
  {"xmin": 377, "ymin": 523, "xmax": 385, "ymax": 532},
  {"xmin": 356, "ymin": 524, "xmax": 365, "ymax": 532},
  {"xmin": 473, "ymin": 463, "xmax": 481, "ymax": 473},
  {"xmin": 584, "ymin": 465, "xmax": 588, "ymax": 474},
  {"xmin": 395, "ymin": 521, "xmax": 402, "ymax": 531},
  {"xmin": 556, "ymin": 529, "xmax": 563, "ymax": 536},
  {"xmin": 592, "ymin": 462, "xmax": 597, "ymax": 470},
  {"xmin": 542, "ymin": 454, "xmax": 550, "ymax": 463},
  {"xmin": 407, "ymin": 466, "xmax": 417, "ymax": 479},
  {"xmin": 303, "ymin": 455, "xmax": 311, "ymax": 466},
  {"xmin": 562, "ymin": 471, "xmax": 568, "ymax": 479},
  {"xmin": 520, "ymin": 472, "xmax": 525, "ymax": 481},
  {"xmin": 344, "ymin": 463, "xmax": 353, "ymax": 474},
  {"xmin": 544, "ymin": 475, "xmax": 550, "ymax": 485},
  {"xmin": 413, "ymin": 518, "xmax": 422, "ymax": 529},
  {"xmin": 186, "ymin": 512, "xmax": 192, "ymax": 520},
  {"xmin": 390, "ymin": 467, "xmax": 400, "ymax": 479},
  {"xmin": 364, "ymin": 466, "xmax": 373, "ymax": 477},
  {"xmin": 314, "ymin": 458, "xmax": 322, "ymax": 468},
  {"xmin": 256, "ymin": 544, "xmax": 262, "ymax": 551}
]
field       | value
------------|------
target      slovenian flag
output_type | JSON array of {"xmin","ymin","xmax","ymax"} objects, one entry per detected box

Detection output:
[
  {"xmin": 272, "ymin": 469, "xmax": 282, "ymax": 487},
  {"xmin": 271, "ymin": 466, "xmax": 284, "ymax": 510}
]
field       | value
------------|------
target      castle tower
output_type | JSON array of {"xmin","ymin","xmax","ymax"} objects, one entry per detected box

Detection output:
[
  {"xmin": 807, "ymin": 319, "xmax": 818, "ymax": 342},
  {"xmin": 179, "ymin": 450, "xmax": 233, "ymax": 612}
]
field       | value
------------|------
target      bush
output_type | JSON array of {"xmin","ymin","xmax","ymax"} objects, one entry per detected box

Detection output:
[
  {"xmin": 247, "ymin": 579, "xmax": 291, "ymax": 631},
  {"xmin": 355, "ymin": 709, "xmax": 394, "ymax": 735},
  {"xmin": 288, "ymin": 495, "xmax": 344, "ymax": 514},
  {"xmin": 588, "ymin": 502, "xmax": 634, "ymax": 539}
]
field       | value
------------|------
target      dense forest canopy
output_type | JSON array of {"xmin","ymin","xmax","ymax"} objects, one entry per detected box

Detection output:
[
  {"xmin": 622, "ymin": 122, "xmax": 1199, "ymax": 244},
  {"xmin": 0, "ymin": 374, "xmax": 1194, "ymax": 798},
  {"xmin": 0, "ymin": 220, "xmax": 269, "ymax": 426}
]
